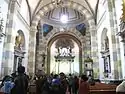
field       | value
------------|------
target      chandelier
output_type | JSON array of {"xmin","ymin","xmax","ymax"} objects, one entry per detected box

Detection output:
[{"xmin": 0, "ymin": 7, "xmax": 6, "ymax": 42}]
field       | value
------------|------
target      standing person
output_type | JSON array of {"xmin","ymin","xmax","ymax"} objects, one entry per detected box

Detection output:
[
  {"xmin": 36, "ymin": 76, "xmax": 45, "ymax": 94},
  {"xmin": 0, "ymin": 75, "xmax": 14, "ymax": 94},
  {"xmin": 78, "ymin": 75, "xmax": 89, "ymax": 94},
  {"xmin": 68, "ymin": 74, "xmax": 73, "ymax": 94},
  {"xmin": 51, "ymin": 74, "xmax": 60, "ymax": 94},
  {"xmin": 11, "ymin": 66, "xmax": 29, "ymax": 94},
  {"xmin": 72, "ymin": 76, "xmax": 79, "ymax": 94},
  {"xmin": 41, "ymin": 75, "xmax": 52, "ymax": 94},
  {"xmin": 59, "ymin": 72, "xmax": 68, "ymax": 94}
]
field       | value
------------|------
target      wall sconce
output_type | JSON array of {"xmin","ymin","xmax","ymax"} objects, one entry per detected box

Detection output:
[{"xmin": 0, "ymin": 7, "xmax": 6, "ymax": 42}]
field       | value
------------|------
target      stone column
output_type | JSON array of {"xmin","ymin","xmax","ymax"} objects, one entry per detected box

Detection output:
[
  {"xmin": 1, "ymin": 0, "xmax": 19, "ymax": 77},
  {"xmin": 28, "ymin": 29, "xmax": 37, "ymax": 76},
  {"xmin": 90, "ymin": 25, "xmax": 99, "ymax": 78}
]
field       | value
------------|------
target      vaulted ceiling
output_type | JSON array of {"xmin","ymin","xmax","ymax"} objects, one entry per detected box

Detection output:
[{"xmin": 27, "ymin": 0, "xmax": 99, "ymax": 22}]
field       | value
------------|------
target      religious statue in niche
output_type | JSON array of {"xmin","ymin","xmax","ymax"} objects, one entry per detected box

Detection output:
[
  {"xmin": 15, "ymin": 33, "xmax": 24, "ymax": 50},
  {"xmin": 41, "ymin": 52, "xmax": 46, "ymax": 67},
  {"xmin": 104, "ymin": 36, "xmax": 109, "ymax": 50}
]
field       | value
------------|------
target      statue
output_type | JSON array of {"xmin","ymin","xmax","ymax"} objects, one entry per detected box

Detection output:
[
  {"xmin": 104, "ymin": 37, "xmax": 109, "ymax": 50},
  {"xmin": 41, "ymin": 52, "xmax": 46, "ymax": 67},
  {"xmin": 15, "ymin": 34, "xmax": 22, "ymax": 48}
]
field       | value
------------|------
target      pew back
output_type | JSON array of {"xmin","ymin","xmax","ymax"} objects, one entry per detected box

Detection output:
[{"xmin": 90, "ymin": 83, "xmax": 116, "ymax": 94}]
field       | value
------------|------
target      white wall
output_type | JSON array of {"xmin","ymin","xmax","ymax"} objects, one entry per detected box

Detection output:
[
  {"xmin": 0, "ymin": 0, "xmax": 8, "ymax": 74},
  {"xmin": 20, "ymin": 0, "xmax": 30, "ymax": 25},
  {"xmin": 97, "ymin": 0, "xmax": 107, "ymax": 24},
  {"xmin": 6, "ymin": 0, "xmax": 30, "ymax": 73},
  {"xmin": 13, "ymin": 10, "xmax": 30, "ymax": 72},
  {"xmin": 97, "ymin": 0, "xmax": 115, "ymax": 80}
]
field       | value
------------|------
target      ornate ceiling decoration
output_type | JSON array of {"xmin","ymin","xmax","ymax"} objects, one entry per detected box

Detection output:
[
  {"xmin": 27, "ymin": 0, "xmax": 98, "ymax": 21},
  {"xmin": 40, "ymin": 7, "xmax": 85, "ymax": 26}
]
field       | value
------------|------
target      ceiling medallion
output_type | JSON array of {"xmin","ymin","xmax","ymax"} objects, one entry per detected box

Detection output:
[{"xmin": 51, "ymin": 0, "xmax": 70, "ymax": 7}]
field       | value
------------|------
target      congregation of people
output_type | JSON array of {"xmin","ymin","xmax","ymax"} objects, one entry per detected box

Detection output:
[
  {"xmin": 30, "ymin": 72, "xmax": 90, "ymax": 94},
  {"xmin": 0, "ymin": 65, "xmax": 92, "ymax": 94},
  {"xmin": 1, "ymin": 65, "xmax": 125, "ymax": 94}
]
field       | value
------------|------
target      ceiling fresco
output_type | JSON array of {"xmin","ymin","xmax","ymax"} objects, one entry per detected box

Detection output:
[{"xmin": 26, "ymin": 0, "xmax": 99, "ymax": 21}]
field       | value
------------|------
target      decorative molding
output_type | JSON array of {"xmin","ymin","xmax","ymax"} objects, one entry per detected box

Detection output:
[{"xmin": 25, "ymin": 0, "xmax": 32, "ymax": 26}]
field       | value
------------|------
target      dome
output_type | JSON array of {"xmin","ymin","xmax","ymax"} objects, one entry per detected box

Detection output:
[{"xmin": 41, "ymin": 7, "xmax": 85, "ymax": 27}]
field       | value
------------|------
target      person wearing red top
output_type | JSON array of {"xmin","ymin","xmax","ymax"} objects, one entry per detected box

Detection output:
[{"xmin": 78, "ymin": 75, "xmax": 89, "ymax": 94}]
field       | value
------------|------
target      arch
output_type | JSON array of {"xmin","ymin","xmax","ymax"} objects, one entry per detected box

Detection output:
[
  {"xmin": 29, "ymin": 1, "xmax": 96, "ymax": 75},
  {"xmin": 31, "ymin": 1, "xmax": 94, "ymax": 54},
  {"xmin": 47, "ymin": 33, "xmax": 82, "ymax": 48},
  {"xmin": 46, "ymin": 33, "xmax": 82, "ymax": 74},
  {"xmin": 45, "ymin": 28, "xmax": 85, "ymax": 47}
]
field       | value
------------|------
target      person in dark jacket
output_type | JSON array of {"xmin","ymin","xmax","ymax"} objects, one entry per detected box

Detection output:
[
  {"xmin": 72, "ymin": 76, "xmax": 79, "ymax": 94},
  {"xmin": 59, "ymin": 72, "xmax": 68, "ymax": 94},
  {"xmin": 11, "ymin": 66, "xmax": 28, "ymax": 94}
]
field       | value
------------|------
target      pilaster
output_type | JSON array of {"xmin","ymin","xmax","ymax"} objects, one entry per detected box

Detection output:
[
  {"xmin": 1, "ymin": 0, "xmax": 19, "ymax": 76},
  {"xmin": 107, "ymin": 0, "xmax": 122, "ymax": 79},
  {"xmin": 27, "ymin": 29, "xmax": 37, "ymax": 75}
]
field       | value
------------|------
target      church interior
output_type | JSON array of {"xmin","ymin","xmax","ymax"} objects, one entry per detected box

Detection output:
[{"xmin": 0, "ymin": 0, "xmax": 125, "ymax": 83}]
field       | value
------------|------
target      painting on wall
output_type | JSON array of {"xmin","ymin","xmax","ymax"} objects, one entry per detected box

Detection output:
[
  {"xmin": 76, "ymin": 23, "xmax": 86, "ymax": 36},
  {"xmin": 43, "ymin": 24, "xmax": 53, "ymax": 37},
  {"xmin": 104, "ymin": 55, "xmax": 111, "ymax": 73}
]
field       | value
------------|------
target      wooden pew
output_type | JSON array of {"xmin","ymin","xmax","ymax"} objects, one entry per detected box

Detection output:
[{"xmin": 90, "ymin": 83, "xmax": 117, "ymax": 94}]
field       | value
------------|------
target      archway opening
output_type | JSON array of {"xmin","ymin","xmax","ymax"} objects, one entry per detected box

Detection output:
[
  {"xmin": 50, "ymin": 37, "xmax": 79, "ymax": 75},
  {"xmin": 47, "ymin": 34, "xmax": 82, "ymax": 75}
]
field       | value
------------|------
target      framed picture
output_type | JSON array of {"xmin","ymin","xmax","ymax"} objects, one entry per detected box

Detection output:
[{"xmin": 104, "ymin": 55, "xmax": 111, "ymax": 73}]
